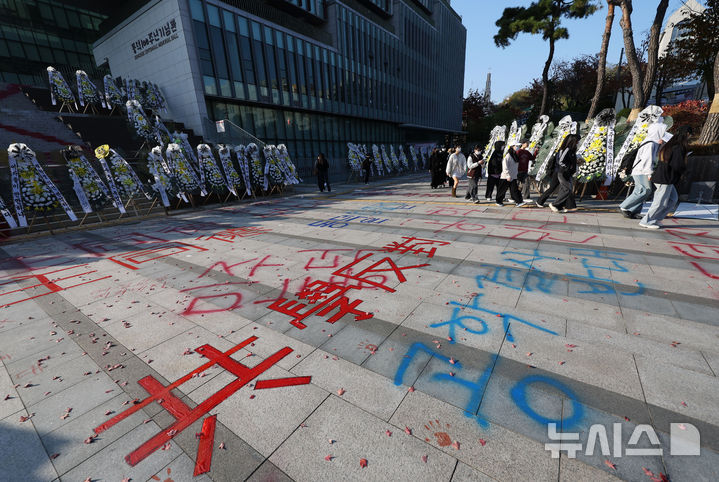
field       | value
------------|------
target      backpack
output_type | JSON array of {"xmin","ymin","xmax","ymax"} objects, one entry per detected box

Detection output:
[{"xmin": 618, "ymin": 141, "xmax": 653, "ymax": 180}]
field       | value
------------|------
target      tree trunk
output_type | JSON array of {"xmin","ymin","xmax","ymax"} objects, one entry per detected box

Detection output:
[
  {"xmin": 698, "ymin": 50, "xmax": 719, "ymax": 145},
  {"xmin": 641, "ymin": 0, "xmax": 670, "ymax": 103},
  {"xmin": 587, "ymin": 2, "xmax": 615, "ymax": 121},
  {"xmin": 618, "ymin": 0, "xmax": 645, "ymax": 121},
  {"xmin": 540, "ymin": 35, "xmax": 556, "ymax": 117}
]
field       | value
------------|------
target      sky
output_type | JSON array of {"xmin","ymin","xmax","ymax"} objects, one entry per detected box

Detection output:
[{"xmin": 452, "ymin": 0, "xmax": 699, "ymax": 103}]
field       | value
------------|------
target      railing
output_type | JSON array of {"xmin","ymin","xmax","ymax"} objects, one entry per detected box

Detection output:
[{"xmin": 202, "ymin": 117, "xmax": 266, "ymax": 148}]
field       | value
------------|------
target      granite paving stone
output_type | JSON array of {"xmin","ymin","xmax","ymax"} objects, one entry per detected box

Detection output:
[
  {"xmin": 270, "ymin": 395, "xmax": 457, "ymax": 482},
  {"xmin": 1, "ymin": 177, "xmax": 717, "ymax": 480}
]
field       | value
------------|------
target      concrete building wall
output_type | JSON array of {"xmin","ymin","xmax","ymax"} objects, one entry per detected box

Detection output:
[{"xmin": 92, "ymin": 0, "xmax": 208, "ymax": 135}]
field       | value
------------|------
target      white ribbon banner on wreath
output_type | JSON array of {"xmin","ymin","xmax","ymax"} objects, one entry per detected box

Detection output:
[
  {"xmin": 147, "ymin": 155, "xmax": 171, "ymax": 207},
  {"xmin": 217, "ymin": 145, "xmax": 239, "ymax": 196},
  {"xmin": 69, "ymin": 170, "xmax": 93, "ymax": 214},
  {"xmin": 6, "ymin": 150, "xmax": 27, "ymax": 227},
  {"xmin": 0, "ymin": 195, "xmax": 18, "ymax": 229},
  {"xmin": 96, "ymin": 158, "xmax": 127, "ymax": 214},
  {"xmin": 233, "ymin": 145, "xmax": 253, "ymax": 196}
]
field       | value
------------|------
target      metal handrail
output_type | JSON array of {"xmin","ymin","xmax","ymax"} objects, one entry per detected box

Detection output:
[{"xmin": 202, "ymin": 117, "xmax": 266, "ymax": 147}]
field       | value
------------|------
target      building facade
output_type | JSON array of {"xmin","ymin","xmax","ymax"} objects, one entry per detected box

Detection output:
[
  {"xmin": 92, "ymin": 0, "xmax": 466, "ymax": 165},
  {"xmin": 0, "ymin": 0, "xmax": 111, "ymax": 87}
]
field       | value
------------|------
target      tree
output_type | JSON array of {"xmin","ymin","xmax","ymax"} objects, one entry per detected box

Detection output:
[
  {"xmin": 494, "ymin": 0, "xmax": 599, "ymax": 117},
  {"xmin": 641, "ymin": 0, "xmax": 670, "ymax": 102},
  {"xmin": 698, "ymin": 50, "xmax": 719, "ymax": 145},
  {"xmin": 653, "ymin": 45, "xmax": 693, "ymax": 106},
  {"xmin": 675, "ymin": 0, "xmax": 719, "ymax": 103},
  {"xmin": 616, "ymin": 0, "xmax": 669, "ymax": 121},
  {"xmin": 463, "ymin": 89, "xmax": 492, "ymax": 122},
  {"xmin": 587, "ymin": 0, "xmax": 617, "ymax": 120},
  {"xmin": 553, "ymin": 56, "xmax": 602, "ymax": 113}
]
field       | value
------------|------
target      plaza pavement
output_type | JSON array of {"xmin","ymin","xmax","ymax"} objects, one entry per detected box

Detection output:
[{"xmin": 1, "ymin": 174, "xmax": 718, "ymax": 482}]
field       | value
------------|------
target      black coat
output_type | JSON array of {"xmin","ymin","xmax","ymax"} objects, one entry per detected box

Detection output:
[
  {"xmin": 487, "ymin": 150, "xmax": 503, "ymax": 176},
  {"xmin": 651, "ymin": 145, "xmax": 686, "ymax": 185},
  {"xmin": 315, "ymin": 158, "xmax": 329, "ymax": 173}
]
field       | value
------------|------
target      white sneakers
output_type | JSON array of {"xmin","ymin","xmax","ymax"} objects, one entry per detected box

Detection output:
[{"xmin": 639, "ymin": 222, "xmax": 660, "ymax": 230}]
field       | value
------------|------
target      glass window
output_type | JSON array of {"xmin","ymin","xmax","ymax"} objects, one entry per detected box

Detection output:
[
  {"xmin": 209, "ymin": 27, "xmax": 228, "ymax": 79},
  {"xmin": 222, "ymin": 10, "xmax": 235, "ymax": 32},
  {"xmin": 66, "ymin": 10, "xmax": 81, "ymax": 28},
  {"xmin": 24, "ymin": 44, "xmax": 40, "ymax": 61},
  {"xmin": 207, "ymin": 5, "xmax": 221, "ymax": 27},
  {"xmin": 203, "ymin": 75, "xmax": 217, "ymax": 95},
  {"xmin": 237, "ymin": 16, "xmax": 249, "ymax": 37},
  {"xmin": 252, "ymin": 22, "xmax": 262, "ymax": 41},
  {"xmin": 190, "ymin": 0, "xmax": 205, "ymax": 21},
  {"xmin": 225, "ymin": 32, "xmax": 243, "ymax": 83},
  {"xmin": 7, "ymin": 41, "xmax": 23, "ymax": 58}
]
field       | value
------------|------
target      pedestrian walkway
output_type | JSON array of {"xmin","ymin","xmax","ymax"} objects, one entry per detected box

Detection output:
[{"xmin": 1, "ymin": 177, "xmax": 717, "ymax": 481}]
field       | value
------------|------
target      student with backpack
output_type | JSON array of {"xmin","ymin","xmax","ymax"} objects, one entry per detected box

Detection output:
[{"xmin": 618, "ymin": 122, "xmax": 669, "ymax": 219}]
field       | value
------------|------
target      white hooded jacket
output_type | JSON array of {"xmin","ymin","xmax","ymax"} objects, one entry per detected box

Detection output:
[
  {"xmin": 632, "ymin": 122, "xmax": 668, "ymax": 176},
  {"xmin": 446, "ymin": 152, "xmax": 466, "ymax": 178}
]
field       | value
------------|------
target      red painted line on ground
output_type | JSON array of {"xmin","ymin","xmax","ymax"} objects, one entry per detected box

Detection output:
[
  {"xmin": 94, "ymin": 336, "xmax": 257, "ymax": 435},
  {"xmin": 0, "ymin": 84, "xmax": 21, "ymax": 100},
  {"xmin": 124, "ymin": 344, "xmax": 293, "ymax": 466},
  {"xmin": 0, "ymin": 122, "xmax": 75, "ymax": 146},
  {"xmin": 138, "ymin": 376, "xmax": 190, "ymax": 419},
  {"xmin": 193, "ymin": 415, "xmax": 217, "ymax": 476},
  {"xmin": 254, "ymin": 376, "xmax": 312, "ymax": 390}
]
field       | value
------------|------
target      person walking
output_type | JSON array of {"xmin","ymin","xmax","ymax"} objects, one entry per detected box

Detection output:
[
  {"xmin": 446, "ymin": 147, "xmax": 466, "ymax": 198},
  {"xmin": 515, "ymin": 141, "xmax": 536, "ymax": 201},
  {"xmin": 619, "ymin": 122, "xmax": 669, "ymax": 219},
  {"xmin": 362, "ymin": 152, "xmax": 373, "ymax": 184},
  {"xmin": 441, "ymin": 148, "xmax": 450, "ymax": 188},
  {"xmin": 639, "ymin": 127, "xmax": 691, "ymax": 229},
  {"xmin": 315, "ymin": 153, "xmax": 331, "ymax": 192},
  {"xmin": 464, "ymin": 145, "xmax": 484, "ymax": 202},
  {"xmin": 485, "ymin": 140, "xmax": 504, "ymax": 201},
  {"xmin": 535, "ymin": 135, "xmax": 578, "ymax": 211},
  {"xmin": 548, "ymin": 134, "xmax": 580, "ymax": 213},
  {"xmin": 428, "ymin": 148, "xmax": 441, "ymax": 188},
  {"xmin": 496, "ymin": 141, "xmax": 527, "ymax": 207}
]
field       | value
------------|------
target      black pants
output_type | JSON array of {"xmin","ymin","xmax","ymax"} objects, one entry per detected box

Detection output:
[
  {"xmin": 317, "ymin": 171, "xmax": 330, "ymax": 191},
  {"xmin": 363, "ymin": 167, "xmax": 370, "ymax": 184},
  {"xmin": 537, "ymin": 171, "xmax": 560, "ymax": 205},
  {"xmin": 485, "ymin": 176, "xmax": 501, "ymax": 199},
  {"xmin": 553, "ymin": 171, "xmax": 575, "ymax": 209},
  {"xmin": 496, "ymin": 179, "xmax": 523, "ymax": 204},
  {"xmin": 465, "ymin": 175, "xmax": 480, "ymax": 200},
  {"xmin": 538, "ymin": 171, "xmax": 575, "ymax": 208}
]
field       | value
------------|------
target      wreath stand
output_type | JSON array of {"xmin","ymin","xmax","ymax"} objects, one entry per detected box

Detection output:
[
  {"xmin": 124, "ymin": 196, "xmax": 141, "ymax": 217},
  {"xmin": 145, "ymin": 197, "xmax": 159, "ymax": 216},
  {"xmin": 82, "ymin": 103, "xmax": 99, "ymax": 115},
  {"xmin": 57, "ymin": 101, "xmax": 75, "ymax": 114}
]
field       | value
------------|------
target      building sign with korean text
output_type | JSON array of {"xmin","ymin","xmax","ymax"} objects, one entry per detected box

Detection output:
[{"xmin": 132, "ymin": 18, "xmax": 179, "ymax": 59}]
